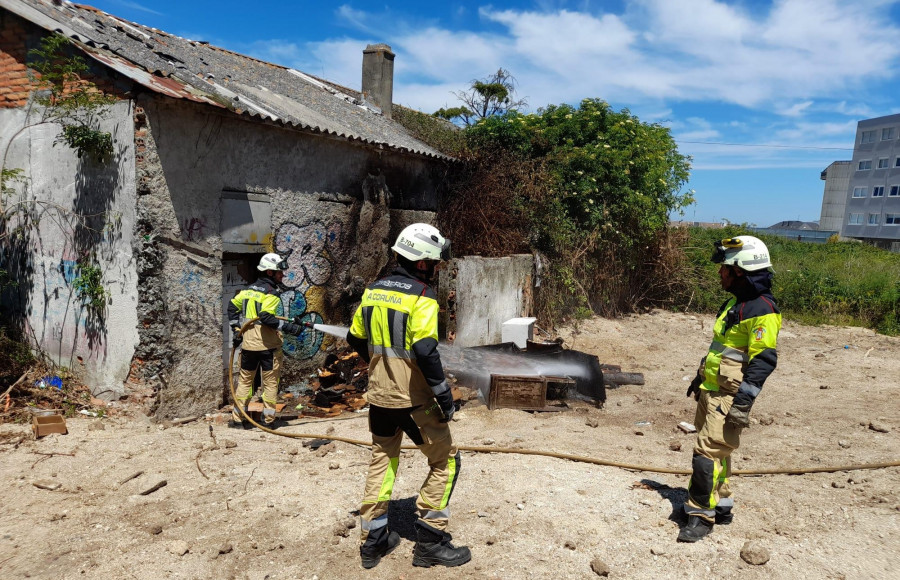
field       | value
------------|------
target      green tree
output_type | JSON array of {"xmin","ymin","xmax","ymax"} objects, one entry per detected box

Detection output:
[
  {"xmin": 434, "ymin": 68, "xmax": 527, "ymax": 126},
  {"xmin": 441, "ymin": 98, "xmax": 693, "ymax": 321}
]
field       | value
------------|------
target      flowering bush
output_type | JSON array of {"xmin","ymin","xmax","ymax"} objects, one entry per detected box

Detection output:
[{"xmin": 444, "ymin": 98, "xmax": 693, "ymax": 321}]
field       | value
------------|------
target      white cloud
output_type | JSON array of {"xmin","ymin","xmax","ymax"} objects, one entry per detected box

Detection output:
[
  {"xmin": 777, "ymin": 101, "xmax": 814, "ymax": 117},
  {"xmin": 239, "ymin": 0, "xmax": 900, "ymax": 174}
]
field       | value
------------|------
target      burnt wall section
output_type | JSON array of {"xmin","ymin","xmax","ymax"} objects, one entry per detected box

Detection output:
[
  {"xmin": 439, "ymin": 255, "xmax": 535, "ymax": 348},
  {"xmin": 131, "ymin": 96, "xmax": 446, "ymax": 418}
]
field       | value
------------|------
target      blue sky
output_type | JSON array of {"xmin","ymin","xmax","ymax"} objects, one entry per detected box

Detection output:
[{"xmin": 84, "ymin": 0, "xmax": 900, "ymax": 227}]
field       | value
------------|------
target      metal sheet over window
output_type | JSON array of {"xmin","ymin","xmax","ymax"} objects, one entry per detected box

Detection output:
[{"xmin": 221, "ymin": 191, "xmax": 272, "ymax": 252}]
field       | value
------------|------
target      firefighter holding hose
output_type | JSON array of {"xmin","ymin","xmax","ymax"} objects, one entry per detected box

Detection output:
[
  {"xmin": 346, "ymin": 223, "xmax": 471, "ymax": 570},
  {"xmin": 227, "ymin": 253, "xmax": 304, "ymax": 428}
]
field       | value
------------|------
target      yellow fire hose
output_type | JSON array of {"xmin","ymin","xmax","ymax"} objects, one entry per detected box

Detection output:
[{"xmin": 229, "ymin": 319, "xmax": 900, "ymax": 477}]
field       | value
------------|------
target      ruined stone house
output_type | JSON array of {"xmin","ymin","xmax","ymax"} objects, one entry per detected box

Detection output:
[{"xmin": 0, "ymin": 0, "xmax": 452, "ymax": 417}]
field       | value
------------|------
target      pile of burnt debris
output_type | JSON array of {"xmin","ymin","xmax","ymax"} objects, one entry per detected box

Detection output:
[
  {"xmin": 270, "ymin": 341, "xmax": 642, "ymax": 420},
  {"xmin": 280, "ymin": 348, "xmax": 371, "ymax": 419}
]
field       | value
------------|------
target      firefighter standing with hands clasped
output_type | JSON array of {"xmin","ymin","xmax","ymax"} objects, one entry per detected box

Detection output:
[
  {"xmin": 680, "ymin": 236, "xmax": 782, "ymax": 542},
  {"xmin": 227, "ymin": 253, "xmax": 305, "ymax": 429},
  {"xmin": 347, "ymin": 223, "xmax": 471, "ymax": 570}
]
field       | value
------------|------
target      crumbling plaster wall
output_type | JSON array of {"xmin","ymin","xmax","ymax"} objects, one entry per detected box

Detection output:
[
  {"xmin": 440, "ymin": 254, "xmax": 534, "ymax": 348},
  {"xmin": 0, "ymin": 101, "xmax": 139, "ymax": 397},
  {"xmin": 133, "ymin": 96, "xmax": 445, "ymax": 417}
]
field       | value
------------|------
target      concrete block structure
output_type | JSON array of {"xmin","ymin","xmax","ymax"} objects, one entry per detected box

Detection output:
[
  {"xmin": 819, "ymin": 161, "xmax": 851, "ymax": 235},
  {"xmin": 0, "ymin": 0, "xmax": 453, "ymax": 417},
  {"xmin": 843, "ymin": 113, "xmax": 900, "ymax": 250}
]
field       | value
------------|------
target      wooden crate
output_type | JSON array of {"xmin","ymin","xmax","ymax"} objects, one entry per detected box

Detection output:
[{"xmin": 488, "ymin": 375, "xmax": 548, "ymax": 410}]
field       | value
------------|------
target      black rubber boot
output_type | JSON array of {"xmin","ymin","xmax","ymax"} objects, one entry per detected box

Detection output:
[
  {"xmin": 677, "ymin": 515, "xmax": 714, "ymax": 543},
  {"xmin": 412, "ymin": 521, "xmax": 471, "ymax": 568},
  {"xmin": 715, "ymin": 507, "xmax": 734, "ymax": 525},
  {"xmin": 360, "ymin": 530, "xmax": 400, "ymax": 569},
  {"xmin": 228, "ymin": 420, "xmax": 251, "ymax": 430}
]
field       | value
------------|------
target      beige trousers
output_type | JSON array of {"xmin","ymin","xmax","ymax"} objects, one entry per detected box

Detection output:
[
  {"xmin": 685, "ymin": 389, "xmax": 742, "ymax": 520},
  {"xmin": 359, "ymin": 404, "xmax": 460, "ymax": 547},
  {"xmin": 232, "ymin": 348, "xmax": 282, "ymax": 424}
]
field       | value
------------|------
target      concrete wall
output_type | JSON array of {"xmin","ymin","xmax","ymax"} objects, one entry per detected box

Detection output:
[
  {"xmin": 133, "ymin": 96, "xmax": 445, "ymax": 417},
  {"xmin": 844, "ymin": 114, "xmax": 900, "ymax": 242},
  {"xmin": 0, "ymin": 101, "xmax": 139, "ymax": 397},
  {"xmin": 440, "ymin": 255, "xmax": 534, "ymax": 348},
  {"xmin": 819, "ymin": 161, "xmax": 851, "ymax": 235}
]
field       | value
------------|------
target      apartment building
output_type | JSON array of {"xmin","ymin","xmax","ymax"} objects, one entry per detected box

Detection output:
[{"xmin": 844, "ymin": 113, "xmax": 900, "ymax": 250}]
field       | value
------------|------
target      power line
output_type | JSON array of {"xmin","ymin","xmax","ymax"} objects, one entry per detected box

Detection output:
[{"xmin": 676, "ymin": 140, "xmax": 854, "ymax": 151}]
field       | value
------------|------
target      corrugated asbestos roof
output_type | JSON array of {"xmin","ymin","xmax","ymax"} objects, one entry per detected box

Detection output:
[{"xmin": 0, "ymin": 0, "xmax": 449, "ymax": 159}]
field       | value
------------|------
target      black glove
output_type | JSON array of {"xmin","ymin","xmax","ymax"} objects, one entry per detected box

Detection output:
[
  {"xmin": 726, "ymin": 391, "xmax": 753, "ymax": 427},
  {"xmin": 281, "ymin": 322, "xmax": 302, "ymax": 336},
  {"xmin": 292, "ymin": 315, "xmax": 306, "ymax": 325},
  {"xmin": 686, "ymin": 357, "xmax": 706, "ymax": 401},
  {"xmin": 431, "ymin": 381, "xmax": 455, "ymax": 422},
  {"xmin": 231, "ymin": 325, "xmax": 242, "ymax": 348},
  {"xmin": 686, "ymin": 374, "xmax": 702, "ymax": 401}
]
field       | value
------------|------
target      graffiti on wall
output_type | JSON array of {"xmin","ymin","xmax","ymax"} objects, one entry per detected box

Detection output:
[
  {"xmin": 274, "ymin": 220, "xmax": 342, "ymax": 359},
  {"xmin": 173, "ymin": 265, "xmax": 218, "ymax": 331},
  {"xmin": 182, "ymin": 217, "xmax": 206, "ymax": 242}
]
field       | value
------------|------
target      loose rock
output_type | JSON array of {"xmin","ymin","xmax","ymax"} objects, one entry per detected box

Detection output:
[
  {"xmin": 868, "ymin": 421, "xmax": 890, "ymax": 433},
  {"xmin": 168, "ymin": 540, "xmax": 190, "ymax": 556},
  {"xmin": 564, "ymin": 540, "xmax": 576, "ymax": 550},
  {"xmin": 740, "ymin": 540, "xmax": 770, "ymax": 565},
  {"xmin": 590, "ymin": 557, "xmax": 611, "ymax": 577},
  {"xmin": 586, "ymin": 418, "xmax": 599, "ymax": 428},
  {"xmin": 838, "ymin": 440, "xmax": 851, "ymax": 449},
  {"xmin": 222, "ymin": 440, "xmax": 237, "ymax": 449},
  {"xmin": 669, "ymin": 441, "xmax": 682, "ymax": 452},
  {"xmin": 88, "ymin": 420, "xmax": 105, "ymax": 431}
]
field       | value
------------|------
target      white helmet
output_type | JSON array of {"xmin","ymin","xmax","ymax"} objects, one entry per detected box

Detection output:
[
  {"xmin": 711, "ymin": 235, "xmax": 773, "ymax": 272},
  {"xmin": 257, "ymin": 253, "xmax": 287, "ymax": 272},
  {"xmin": 392, "ymin": 223, "xmax": 451, "ymax": 262}
]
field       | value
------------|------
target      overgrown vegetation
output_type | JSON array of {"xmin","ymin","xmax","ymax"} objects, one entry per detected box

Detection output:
[
  {"xmin": 434, "ymin": 68, "xmax": 527, "ymax": 126},
  {"xmin": 1, "ymin": 33, "xmax": 115, "ymax": 325},
  {"xmin": 437, "ymin": 98, "xmax": 692, "ymax": 322},
  {"xmin": 27, "ymin": 33, "xmax": 117, "ymax": 161},
  {"xmin": 669, "ymin": 226, "xmax": 900, "ymax": 335}
]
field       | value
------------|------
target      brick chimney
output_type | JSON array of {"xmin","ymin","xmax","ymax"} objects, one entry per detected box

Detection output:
[{"xmin": 361, "ymin": 43, "xmax": 394, "ymax": 119}]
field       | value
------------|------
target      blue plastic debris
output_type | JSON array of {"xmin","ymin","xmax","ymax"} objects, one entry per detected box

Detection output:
[{"xmin": 36, "ymin": 376, "xmax": 63, "ymax": 390}]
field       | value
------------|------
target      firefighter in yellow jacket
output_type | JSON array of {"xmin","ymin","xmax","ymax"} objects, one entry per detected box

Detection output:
[
  {"xmin": 227, "ymin": 253, "xmax": 304, "ymax": 428},
  {"xmin": 679, "ymin": 236, "xmax": 782, "ymax": 542},
  {"xmin": 347, "ymin": 224, "xmax": 471, "ymax": 570}
]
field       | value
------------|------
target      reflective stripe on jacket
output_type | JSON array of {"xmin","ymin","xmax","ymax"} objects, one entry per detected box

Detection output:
[
  {"xmin": 348, "ymin": 266, "xmax": 445, "ymax": 409},
  {"xmin": 702, "ymin": 294, "xmax": 781, "ymax": 401},
  {"xmin": 227, "ymin": 276, "xmax": 285, "ymax": 351}
]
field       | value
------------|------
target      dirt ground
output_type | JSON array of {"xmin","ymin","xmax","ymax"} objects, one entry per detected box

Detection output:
[{"xmin": 1, "ymin": 310, "xmax": 898, "ymax": 580}]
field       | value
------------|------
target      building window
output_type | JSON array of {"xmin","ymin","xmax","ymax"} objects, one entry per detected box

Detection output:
[
  {"xmin": 891, "ymin": 186, "xmax": 900, "ymax": 197},
  {"xmin": 883, "ymin": 128, "xmax": 895, "ymax": 140},
  {"xmin": 874, "ymin": 186, "xmax": 885, "ymax": 197},
  {"xmin": 849, "ymin": 213, "xmax": 864, "ymax": 225},
  {"xmin": 861, "ymin": 130, "xmax": 876, "ymax": 144},
  {"xmin": 878, "ymin": 158, "xmax": 890, "ymax": 169},
  {"xmin": 896, "ymin": 157, "xmax": 900, "ymax": 167},
  {"xmin": 858, "ymin": 160, "xmax": 872, "ymax": 170},
  {"xmin": 853, "ymin": 186, "xmax": 866, "ymax": 198},
  {"xmin": 868, "ymin": 213, "xmax": 880, "ymax": 225},
  {"xmin": 886, "ymin": 214, "xmax": 900, "ymax": 225}
]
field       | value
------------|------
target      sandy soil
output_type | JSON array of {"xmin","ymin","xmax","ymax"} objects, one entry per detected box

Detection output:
[{"xmin": 0, "ymin": 310, "xmax": 898, "ymax": 580}]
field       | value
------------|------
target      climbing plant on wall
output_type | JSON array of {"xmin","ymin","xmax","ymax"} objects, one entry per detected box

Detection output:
[{"xmin": 0, "ymin": 33, "xmax": 118, "ymax": 326}]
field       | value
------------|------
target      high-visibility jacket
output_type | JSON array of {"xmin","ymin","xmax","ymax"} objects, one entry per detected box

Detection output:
[
  {"xmin": 227, "ymin": 275, "xmax": 285, "ymax": 351},
  {"xmin": 347, "ymin": 266, "xmax": 445, "ymax": 409},
  {"xmin": 702, "ymin": 292, "xmax": 781, "ymax": 407}
]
